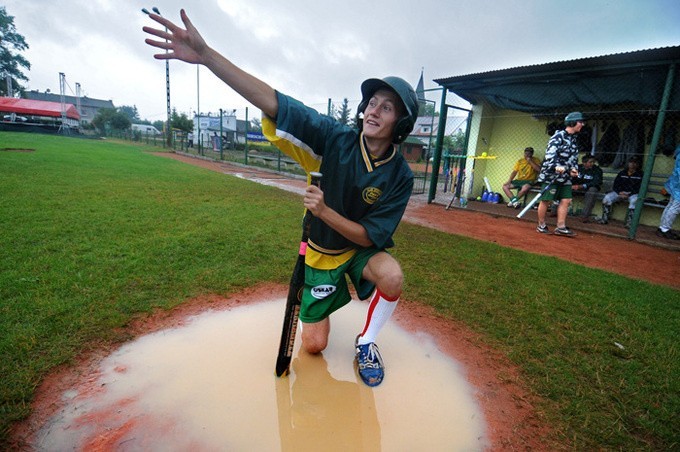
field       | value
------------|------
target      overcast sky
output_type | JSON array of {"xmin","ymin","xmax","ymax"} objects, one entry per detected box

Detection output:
[{"xmin": 5, "ymin": 0, "xmax": 680, "ymax": 122}]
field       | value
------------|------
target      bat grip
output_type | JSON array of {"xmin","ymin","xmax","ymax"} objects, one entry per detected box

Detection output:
[
  {"xmin": 310, "ymin": 171, "xmax": 322, "ymax": 188},
  {"xmin": 301, "ymin": 172, "xmax": 322, "ymax": 241}
]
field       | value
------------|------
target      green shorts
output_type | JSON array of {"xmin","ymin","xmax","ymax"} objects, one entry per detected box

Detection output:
[
  {"xmin": 540, "ymin": 183, "xmax": 573, "ymax": 202},
  {"xmin": 511, "ymin": 179, "xmax": 534, "ymax": 189},
  {"xmin": 300, "ymin": 247, "xmax": 381, "ymax": 323}
]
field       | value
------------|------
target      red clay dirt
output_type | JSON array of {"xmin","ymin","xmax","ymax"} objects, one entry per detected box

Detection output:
[
  {"xmin": 10, "ymin": 153, "xmax": 678, "ymax": 451},
  {"xmin": 11, "ymin": 285, "xmax": 553, "ymax": 451},
  {"xmin": 162, "ymin": 153, "xmax": 679, "ymax": 289}
]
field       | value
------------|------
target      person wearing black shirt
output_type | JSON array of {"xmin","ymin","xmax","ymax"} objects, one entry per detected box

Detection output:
[
  {"xmin": 572, "ymin": 155, "xmax": 603, "ymax": 222},
  {"xmin": 598, "ymin": 157, "xmax": 643, "ymax": 227}
]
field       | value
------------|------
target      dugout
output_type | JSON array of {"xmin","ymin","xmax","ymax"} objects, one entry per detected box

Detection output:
[{"xmin": 430, "ymin": 45, "xmax": 680, "ymax": 238}]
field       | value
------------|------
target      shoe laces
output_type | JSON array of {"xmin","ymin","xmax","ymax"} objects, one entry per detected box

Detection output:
[{"xmin": 358, "ymin": 343, "xmax": 383, "ymax": 369}]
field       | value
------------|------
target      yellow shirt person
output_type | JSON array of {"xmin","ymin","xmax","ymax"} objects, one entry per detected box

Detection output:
[{"xmin": 502, "ymin": 147, "xmax": 541, "ymax": 208}]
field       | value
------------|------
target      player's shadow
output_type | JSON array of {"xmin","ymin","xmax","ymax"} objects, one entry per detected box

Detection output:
[{"xmin": 275, "ymin": 351, "xmax": 381, "ymax": 451}]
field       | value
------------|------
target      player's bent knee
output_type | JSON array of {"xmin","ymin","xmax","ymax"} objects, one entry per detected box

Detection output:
[
  {"xmin": 381, "ymin": 272, "xmax": 403, "ymax": 296},
  {"xmin": 364, "ymin": 252, "xmax": 403, "ymax": 298},
  {"xmin": 301, "ymin": 319, "xmax": 329, "ymax": 354},
  {"xmin": 301, "ymin": 335, "xmax": 327, "ymax": 354}
]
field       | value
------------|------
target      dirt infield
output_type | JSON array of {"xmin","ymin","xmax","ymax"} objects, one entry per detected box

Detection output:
[
  {"xmin": 11, "ymin": 284, "xmax": 553, "ymax": 450},
  {"xmin": 160, "ymin": 153, "xmax": 679, "ymax": 289}
]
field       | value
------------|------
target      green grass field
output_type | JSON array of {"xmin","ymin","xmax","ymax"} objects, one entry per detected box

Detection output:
[{"xmin": 1, "ymin": 132, "xmax": 678, "ymax": 449}]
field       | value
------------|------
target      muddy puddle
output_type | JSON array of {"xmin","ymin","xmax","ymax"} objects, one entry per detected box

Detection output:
[{"xmin": 31, "ymin": 299, "xmax": 487, "ymax": 451}]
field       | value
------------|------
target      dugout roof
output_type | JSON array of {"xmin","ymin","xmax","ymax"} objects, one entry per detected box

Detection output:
[
  {"xmin": 0, "ymin": 97, "xmax": 81, "ymax": 120},
  {"xmin": 434, "ymin": 46, "xmax": 680, "ymax": 114}
]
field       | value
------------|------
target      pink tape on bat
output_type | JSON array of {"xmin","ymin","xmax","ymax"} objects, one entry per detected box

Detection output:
[{"xmin": 299, "ymin": 242, "xmax": 308, "ymax": 255}]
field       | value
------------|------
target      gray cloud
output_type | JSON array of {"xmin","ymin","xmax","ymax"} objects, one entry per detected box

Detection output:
[{"xmin": 4, "ymin": 0, "xmax": 679, "ymax": 121}]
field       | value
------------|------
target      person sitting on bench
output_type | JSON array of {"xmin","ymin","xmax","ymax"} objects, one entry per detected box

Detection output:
[
  {"xmin": 502, "ymin": 147, "xmax": 541, "ymax": 208},
  {"xmin": 598, "ymin": 157, "xmax": 643, "ymax": 227},
  {"xmin": 572, "ymin": 155, "xmax": 603, "ymax": 222}
]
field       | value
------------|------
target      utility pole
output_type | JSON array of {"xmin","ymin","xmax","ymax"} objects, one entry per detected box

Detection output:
[
  {"xmin": 142, "ymin": 7, "xmax": 172, "ymax": 147},
  {"xmin": 197, "ymin": 65, "xmax": 201, "ymax": 155}
]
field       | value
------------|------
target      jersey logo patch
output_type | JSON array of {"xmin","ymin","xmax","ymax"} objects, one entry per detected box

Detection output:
[
  {"xmin": 362, "ymin": 187, "xmax": 382, "ymax": 204},
  {"xmin": 311, "ymin": 285, "xmax": 337, "ymax": 299}
]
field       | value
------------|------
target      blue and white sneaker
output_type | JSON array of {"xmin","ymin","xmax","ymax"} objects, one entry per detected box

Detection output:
[{"xmin": 355, "ymin": 336, "xmax": 385, "ymax": 387}]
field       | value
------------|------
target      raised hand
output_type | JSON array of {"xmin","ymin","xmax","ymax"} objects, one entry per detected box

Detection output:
[{"xmin": 143, "ymin": 9, "xmax": 208, "ymax": 65}]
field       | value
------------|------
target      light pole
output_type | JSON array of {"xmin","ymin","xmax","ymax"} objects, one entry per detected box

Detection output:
[
  {"xmin": 219, "ymin": 108, "xmax": 224, "ymax": 160},
  {"xmin": 197, "ymin": 65, "xmax": 201, "ymax": 155},
  {"xmin": 142, "ymin": 7, "xmax": 172, "ymax": 148}
]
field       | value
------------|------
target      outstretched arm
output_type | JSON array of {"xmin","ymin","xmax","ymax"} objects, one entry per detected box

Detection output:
[{"xmin": 143, "ymin": 9, "xmax": 278, "ymax": 118}]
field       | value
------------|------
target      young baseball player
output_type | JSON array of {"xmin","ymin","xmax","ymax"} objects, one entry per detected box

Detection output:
[
  {"xmin": 535, "ymin": 112, "xmax": 584, "ymax": 237},
  {"xmin": 143, "ymin": 9, "xmax": 418, "ymax": 386}
]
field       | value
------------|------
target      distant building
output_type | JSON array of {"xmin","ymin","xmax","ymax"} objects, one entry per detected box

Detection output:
[
  {"xmin": 412, "ymin": 116, "xmax": 467, "ymax": 140},
  {"xmin": 410, "ymin": 115, "xmax": 468, "ymax": 160},
  {"xmin": 193, "ymin": 113, "xmax": 237, "ymax": 148},
  {"xmin": 399, "ymin": 136, "xmax": 426, "ymax": 162},
  {"xmin": 24, "ymin": 90, "xmax": 115, "ymax": 125}
]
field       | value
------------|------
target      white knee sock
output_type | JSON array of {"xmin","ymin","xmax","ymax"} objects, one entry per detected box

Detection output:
[{"xmin": 357, "ymin": 289, "xmax": 399, "ymax": 345}]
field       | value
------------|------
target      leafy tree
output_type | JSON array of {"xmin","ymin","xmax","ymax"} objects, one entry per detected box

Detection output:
[
  {"xmin": 418, "ymin": 102, "xmax": 437, "ymax": 117},
  {"xmin": 169, "ymin": 108, "xmax": 193, "ymax": 132},
  {"xmin": 443, "ymin": 129, "xmax": 467, "ymax": 154},
  {"xmin": 152, "ymin": 120, "xmax": 164, "ymax": 132},
  {"xmin": 92, "ymin": 108, "xmax": 131, "ymax": 132},
  {"xmin": 118, "ymin": 105, "xmax": 140, "ymax": 122},
  {"xmin": 110, "ymin": 112, "xmax": 131, "ymax": 130},
  {"xmin": 0, "ymin": 6, "xmax": 30, "ymax": 97},
  {"xmin": 250, "ymin": 117, "xmax": 262, "ymax": 133},
  {"xmin": 335, "ymin": 98, "xmax": 353, "ymax": 126}
]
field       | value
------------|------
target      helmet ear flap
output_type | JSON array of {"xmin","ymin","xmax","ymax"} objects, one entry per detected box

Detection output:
[
  {"xmin": 392, "ymin": 116, "xmax": 414, "ymax": 144},
  {"xmin": 391, "ymin": 87, "xmax": 418, "ymax": 144},
  {"xmin": 356, "ymin": 99, "xmax": 368, "ymax": 131}
]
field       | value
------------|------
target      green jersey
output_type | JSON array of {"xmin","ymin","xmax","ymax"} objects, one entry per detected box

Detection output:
[{"xmin": 263, "ymin": 92, "xmax": 413, "ymax": 269}]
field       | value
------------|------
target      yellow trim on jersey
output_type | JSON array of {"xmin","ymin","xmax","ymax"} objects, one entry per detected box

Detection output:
[
  {"xmin": 308, "ymin": 240, "xmax": 354, "ymax": 256},
  {"xmin": 359, "ymin": 132, "xmax": 396, "ymax": 171},
  {"xmin": 306, "ymin": 243, "xmax": 357, "ymax": 270},
  {"xmin": 262, "ymin": 116, "xmax": 322, "ymax": 174}
]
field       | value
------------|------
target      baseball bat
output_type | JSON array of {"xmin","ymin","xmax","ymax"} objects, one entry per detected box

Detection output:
[
  {"xmin": 275, "ymin": 171, "xmax": 322, "ymax": 377},
  {"xmin": 516, "ymin": 177, "xmax": 556, "ymax": 219},
  {"xmin": 483, "ymin": 176, "xmax": 492, "ymax": 193}
]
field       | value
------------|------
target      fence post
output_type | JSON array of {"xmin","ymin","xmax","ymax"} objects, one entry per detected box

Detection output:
[
  {"xmin": 245, "ymin": 107, "xmax": 249, "ymax": 165},
  {"xmin": 428, "ymin": 88, "xmax": 448, "ymax": 203},
  {"xmin": 628, "ymin": 63, "xmax": 676, "ymax": 239},
  {"xmin": 219, "ymin": 109, "xmax": 224, "ymax": 160}
]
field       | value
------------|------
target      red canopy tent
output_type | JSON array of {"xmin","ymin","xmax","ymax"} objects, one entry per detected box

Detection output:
[{"xmin": 0, "ymin": 97, "xmax": 81, "ymax": 120}]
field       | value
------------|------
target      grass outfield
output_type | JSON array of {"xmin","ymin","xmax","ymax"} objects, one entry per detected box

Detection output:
[{"xmin": 1, "ymin": 132, "xmax": 678, "ymax": 449}]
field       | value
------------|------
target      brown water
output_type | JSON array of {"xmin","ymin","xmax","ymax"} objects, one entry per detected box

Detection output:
[{"xmin": 33, "ymin": 300, "xmax": 487, "ymax": 450}]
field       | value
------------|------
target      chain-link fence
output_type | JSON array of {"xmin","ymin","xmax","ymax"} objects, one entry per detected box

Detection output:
[
  {"xmin": 111, "ymin": 56, "xmax": 678, "ymax": 236},
  {"xmin": 113, "ymin": 95, "xmax": 467, "ymax": 194}
]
